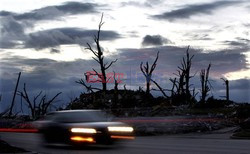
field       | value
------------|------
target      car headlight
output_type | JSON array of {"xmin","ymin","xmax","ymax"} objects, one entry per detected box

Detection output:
[
  {"xmin": 70, "ymin": 136, "xmax": 95, "ymax": 143},
  {"xmin": 108, "ymin": 126, "xmax": 134, "ymax": 132},
  {"xmin": 70, "ymin": 128, "xmax": 97, "ymax": 134}
]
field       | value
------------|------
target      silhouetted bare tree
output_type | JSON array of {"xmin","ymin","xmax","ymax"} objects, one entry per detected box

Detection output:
[
  {"xmin": 170, "ymin": 47, "xmax": 195, "ymax": 106},
  {"xmin": 200, "ymin": 63, "xmax": 211, "ymax": 104},
  {"xmin": 175, "ymin": 46, "xmax": 194, "ymax": 102},
  {"xmin": 151, "ymin": 79, "xmax": 169, "ymax": 98},
  {"xmin": 169, "ymin": 78, "xmax": 177, "ymax": 97},
  {"xmin": 113, "ymin": 71, "xmax": 119, "ymax": 91},
  {"xmin": 140, "ymin": 51, "xmax": 159, "ymax": 95},
  {"xmin": 8, "ymin": 72, "xmax": 21, "ymax": 117},
  {"xmin": 123, "ymin": 84, "xmax": 127, "ymax": 90},
  {"xmin": 76, "ymin": 79, "xmax": 101, "ymax": 93},
  {"xmin": 112, "ymin": 71, "xmax": 119, "ymax": 109},
  {"xmin": 18, "ymin": 83, "xmax": 61, "ymax": 119},
  {"xmin": 76, "ymin": 14, "xmax": 117, "ymax": 92},
  {"xmin": 182, "ymin": 46, "xmax": 194, "ymax": 97},
  {"xmin": 221, "ymin": 78, "xmax": 229, "ymax": 103},
  {"xmin": 174, "ymin": 70, "xmax": 185, "ymax": 95}
]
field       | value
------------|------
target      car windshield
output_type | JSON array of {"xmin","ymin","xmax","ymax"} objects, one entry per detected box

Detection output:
[{"xmin": 53, "ymin": 111, "xmax": 112, "ymax": 123}]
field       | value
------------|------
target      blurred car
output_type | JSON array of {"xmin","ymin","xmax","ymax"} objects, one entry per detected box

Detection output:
[{"xmin": 35, "ymin": 110, "xmax": 134, "ymax": 145}]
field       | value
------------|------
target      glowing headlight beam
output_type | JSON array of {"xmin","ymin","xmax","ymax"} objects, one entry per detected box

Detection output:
[
  {"xmin": 71, "ymin": 128, "xmax": 97, "ymax": 134},
  {"xmin": 108, "ymin": 126, "xmax": 134, "ymax": 132}
]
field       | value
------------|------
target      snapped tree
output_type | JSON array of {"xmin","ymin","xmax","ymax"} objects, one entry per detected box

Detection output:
[
  {"xmin": 8, "ymin": 72, "xmax": 21, "ymax": 117},
  {"xmin": 200, "ymin": 63, "xmax": 212, "ymax": 104},
  {"xmin": 76, "ymin": 14, "xmax": 117, "ymax": 92},
  {"xmin": 221, "ymin": 78, "xmax": 229, "ymax": 104},
  {"xmin": 140, "ymin": 51, "xmax": 160, "ymax": 96},
  {"xmin": 18, "ymin": 83, "xmax": 62, "ymax": 119},
  {"xmin": 171, "ymin": 46, "xmax": 195, "ymax": 106}
]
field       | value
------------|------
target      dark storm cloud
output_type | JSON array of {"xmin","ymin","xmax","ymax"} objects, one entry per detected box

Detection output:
[
  {"xmin": 229, "ymin": 89, "xmax": 250, "ymax": 103},
  {"xmin": 0, "ymin": 56, "xmax": 105, "ymax": 111},
  {"xmin": 25, "ymin": 28, "xmax": 121, "ymax": 49},
  {"xmin": 142, "ymin": 35, "xmax": 170, "ymax": 46},
  {"xmin": 1, "ymin": 17, "xmax": 24, "ymax": 35},
  {"xmin": 50, "ymin": 48, "xmax": 61, "ymax": 54},
  {"xmin": 55, "ymin": 2, "xmax": 97, "ymax": 14},
  {"xmin": 0, "ymin": 2, "xmax": 102, "ymax": 49},
  {"xmin": 117, "ymin": 45, "xmax": 248, "ymax": 77},
  {"xmin": 112, "ymin": 45, "xmax": 250, "ymax": 102},
  {"xmin": 179, "ymin": 76, "xmax": 250, "ymax": 103},
  {"xmin": 223, "ymin": 37, "xmax": 250, "ymax": 47},
  {"xmin": 0, "ymin": 55, "xmax": 101, "ymax": 88},
  {"xmin": 0, "ymin": 16, "xmax": 26, "ymax": 49},
  {"xmin": 0, "ymin": 2, "xmax": 98, "ymax": 21},
  {"xmin": 224, "ymin": 41, "xmax": 247, "ymax": 46},
  {"xmin": 0, "ymin": 18, "xmax": 121, "ymax": 49},
  {"xmin": 0, "ymin": 11, "xmax": 15, "ymax": 16},
  {"xmin": 0, "ymin": 56, "xmax": 99, "ymax": 83},
  {"xmin": 193, "ymin": 49, "xmax": 248, "ymax": 72},
  {"xmin": 114, "ymin": 45, "xmax": 249, "ymax": 102},
  {"xmin": 211, "ymin": 78, "xmax": 250, "ymax": 102},
  {"xmin": 230, "ymin": 79, "xmax": 250, "ymax": 90},
  {"xmin": 152, "ymin": 1, "xmax": 239, "ymax": 21}
]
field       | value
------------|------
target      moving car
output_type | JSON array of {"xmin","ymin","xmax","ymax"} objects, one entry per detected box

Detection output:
[{"xmin": 35, "ymin": 110, "xmax": 134, "ymax": 145}]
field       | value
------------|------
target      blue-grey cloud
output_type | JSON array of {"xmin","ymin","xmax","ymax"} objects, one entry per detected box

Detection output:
[
  {"xmin": 25, "ymin": 28, "xmax": 121, "ymax": 49},
  {"xmin": 211, "ymin": 78, "xmax": 250, "ymax": 102},
  {"xmin": 0, "ymin": 18, "xmax": 121, "ymax": 50},
  {"xmin": 0, "ymin": 56, "xmax": 102, "ymax": 112},
  {"xmin": 230, "ymin": 79, "xmax": 250, "ymax": 90},
  {"xmin": 0, "ymin": 11, "xmax": 15, "ymax": 16},
  {"xmin": 115, "ymin": 46, "xmax": 249, "ymax": 102},
  {"xmin": 117, "ymin": 45, "xmax": 248, "ymax": 77},
  {"xmin": 223, "ymin": 37, "xmax": 250, "ymax": 47},
  {"xmin": 0, "ymin": 2, "xmax": 102, "ymax": 49},
  {"xmin": 152, "ymin": 1, "xmax": 240, "ymax": 21},
  {"xmin": 50, "ymin": 48, "xmax": 61, "ymax": 54},
  {"xmin": 0, "ymin": 16, "xmax": 26, "ymax": 49},
  {"xmin": 0, "ymin": 2, "xmax": 98, "ymax": 21},
  {"xmin": 224, "ymin": 41, "xmax": 247, "ymax": 46},
  {"xmin": 142, "ymin": 35, "xmax": 170, "ymax": 46}
]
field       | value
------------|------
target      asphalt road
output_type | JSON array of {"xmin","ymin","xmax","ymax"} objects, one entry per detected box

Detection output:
[{"xmin": 0, "ymin": 132, "xmax": 250, "ymax": 154}]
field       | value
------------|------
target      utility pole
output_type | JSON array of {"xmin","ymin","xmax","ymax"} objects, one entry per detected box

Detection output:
[{"xmin": 9, "ymin": 72, "xmax": 21, "ymax": 117}]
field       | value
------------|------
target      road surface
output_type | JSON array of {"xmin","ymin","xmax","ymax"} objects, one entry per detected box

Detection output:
[{"xmin": 0, "ymin": 132, "xmax": 250, "ymax": 154}]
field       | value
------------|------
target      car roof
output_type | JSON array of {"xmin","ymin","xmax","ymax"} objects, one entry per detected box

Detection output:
[{"xmin": 48, "ymin": 109, "xmax": 102, "ymax": 114}]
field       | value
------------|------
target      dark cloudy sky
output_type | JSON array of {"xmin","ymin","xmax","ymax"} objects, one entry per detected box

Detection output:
[{"xmin": 0, "ymin": 0, "xmax": 250, "ymax": 112}]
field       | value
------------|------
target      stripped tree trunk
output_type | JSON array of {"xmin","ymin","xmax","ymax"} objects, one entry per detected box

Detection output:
[
  {"xmin": 9, "ymin": 72, "xmax": 21, "ymax": 117},
  {"xmin": 200, "ymin": 64, "xmax": 211, "ymax": 104}
]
